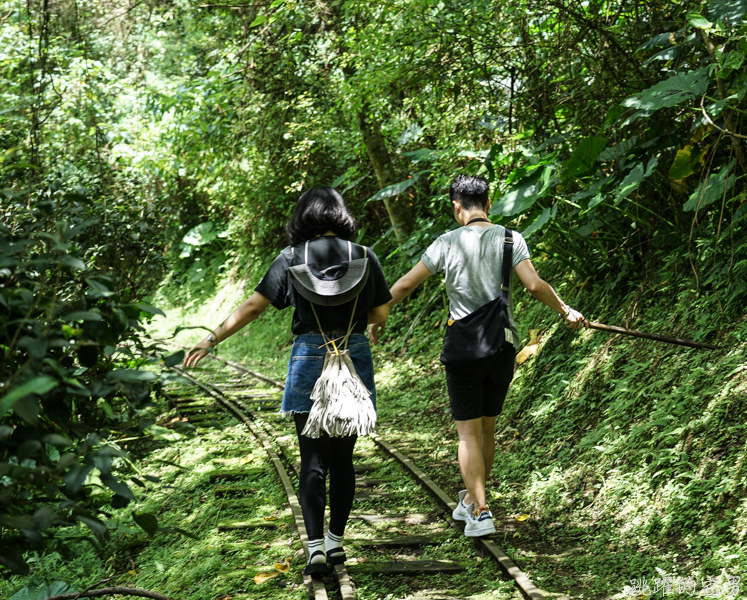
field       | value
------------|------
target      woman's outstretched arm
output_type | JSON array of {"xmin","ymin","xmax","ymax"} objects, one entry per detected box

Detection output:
[{"xmin": 183, "ymin": 292, "xmax": 272, "ymax": 368}]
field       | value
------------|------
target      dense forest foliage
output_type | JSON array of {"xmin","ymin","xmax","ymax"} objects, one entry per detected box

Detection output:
[{"xmin": 2, "ymin": 0, "xmax": 746, "ymax": 593}]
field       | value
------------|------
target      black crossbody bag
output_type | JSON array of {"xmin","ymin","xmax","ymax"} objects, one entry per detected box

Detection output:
[{"xmin": 440, "ymin": 229, "xmax": 514, "ymax": 370}]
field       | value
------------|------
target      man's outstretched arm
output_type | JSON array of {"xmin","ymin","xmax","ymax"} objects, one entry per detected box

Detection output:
[
  {"xmin": 514, "ymin": 259, "xmax": 586, "ymax": 328},
  {"xmin": 369, "ymin": 261, "xmax": 432, "ymax": 344}
]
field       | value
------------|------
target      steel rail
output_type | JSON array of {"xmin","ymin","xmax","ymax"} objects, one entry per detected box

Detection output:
[
  {"xmin": 169, "ymin": 366, "xmax": 342, "ymax": 600},
  {"xmin": 175, "ymin": 348, "xmax": 548, "ymax": 600},
  {"xmin": 370, "ymin": 433, "xmax": 545, "ymax": 600}
]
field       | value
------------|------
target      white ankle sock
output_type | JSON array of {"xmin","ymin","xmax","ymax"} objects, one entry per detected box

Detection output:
[
  {"xmin": 308, "ymin": 538, "xmax": 325, "ymax": 564},
  {"xmin": 325, "ymin": 531, "xmax": 344, "ymax": 553}
]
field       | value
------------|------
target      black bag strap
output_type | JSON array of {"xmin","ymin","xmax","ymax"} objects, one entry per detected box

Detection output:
[{"xmin": 500, "ymin": 229, "xmax": 514, "ymax": 301}]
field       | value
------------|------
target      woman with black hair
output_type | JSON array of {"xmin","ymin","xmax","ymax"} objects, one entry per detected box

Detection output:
[{"xmin": 185, "ymin": 186, "xmax": 391, "ymax": 575}]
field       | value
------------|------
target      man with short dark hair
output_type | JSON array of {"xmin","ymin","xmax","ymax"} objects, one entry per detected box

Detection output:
[{"xmin": 369, "ymin": 174, "xmax": 586, "ymax": 537}]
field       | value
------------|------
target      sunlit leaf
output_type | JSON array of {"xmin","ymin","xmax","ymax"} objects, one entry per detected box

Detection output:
[
  {"xmin": 135, "ymin": 303, "xmax": 165, "ymax": 317},
  {"xmin": 250, "ymin": 14, "xmax": 267, "ymax": 27},
  {"xmin": 687, "ymin": 13, "xmax": 711, "ymax": 29},
  {"xmin": 107, "ymin": 369, "xmax": 157, "ymax": 382},
  {"xmin": 162, "ymin": 350, "xmax": 185, "ymax": 367},
  {"xmin": 368, "ymin": 170, "xmax": 429, "ymax": 202},
  {"xmin": 254, "ymin": 571, "xmax": 280, "ymax": 584},
  {"xmin": 491, "ymin": 166, "xmax": 556, "ymax": 217},
  {"xmin": 683, "ymin": 162, "xmax": 737, "ymax": 211},
  {"xmin": 522, "ymin": 207, "xmax": 552, "ymax": 239},
  {"xmin": 708, "ymin": 0, "xmax": 747, "ymax": 26},
  {"xmin": 622, "ymin": 68, "xmax": 709, "ymax": 111},
  {"xmin": 64, "ymin": 311, "xmax": 102, "ymax": 322},
  {"xmin": 515, "ymin": 514, "xmax": 531, "ymax": 522}
]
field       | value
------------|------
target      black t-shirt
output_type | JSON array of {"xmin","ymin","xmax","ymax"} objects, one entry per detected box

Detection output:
[{"xmin": 255, "ymin": 236, "xmax": 392, "ymax": 335}]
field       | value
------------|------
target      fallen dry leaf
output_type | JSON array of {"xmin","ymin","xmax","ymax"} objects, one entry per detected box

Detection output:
[
  {"xmin": 263, "ymin": 516, "xmax": 279, "ymax": 521},
  {"xmin": 516, "ymin": 330, "xmax": 540, "ymax": 364},
  {"xmin": 262, "ymin": 543, "xmax": 271, "ymax": 549},
  {"xmin": 515, "ymin": 514, "xmax": 531, "ymax": 522},
  {"xmin": 274, "ymin": 556, "xmax": 292, "ymax": 572},
  {"xmin": 254, "ymin": 571, "xmax": 280, "ymax": 584},
  {"xmin": 127, "ymin": 569, "xmax": 137, "ymax": 575}
]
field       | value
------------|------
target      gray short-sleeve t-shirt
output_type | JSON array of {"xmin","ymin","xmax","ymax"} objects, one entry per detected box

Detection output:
[{"xmin": 421, "ymin": 225, "xmax": 531, "ymax": 348}]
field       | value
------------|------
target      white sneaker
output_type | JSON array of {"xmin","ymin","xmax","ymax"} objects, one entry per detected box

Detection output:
[
  {"xmin": 464, "ymin": 507, "xmax": 496, "ymax": 537},
  {"xmin": 451, "ymin": 490, "xmax": 473, "ymax": 522}
]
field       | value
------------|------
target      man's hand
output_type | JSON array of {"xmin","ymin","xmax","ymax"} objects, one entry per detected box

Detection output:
[
  {"xmin": 184, "ymin": 340, "xmax": 212, "ymax": 368},
  {"xmin": 368, "ymin": 322, "xmax": 386, "ymax": 345},
  {"xmin": 563, "ymin": 307, "xmax": 587, "ymax": 330}
]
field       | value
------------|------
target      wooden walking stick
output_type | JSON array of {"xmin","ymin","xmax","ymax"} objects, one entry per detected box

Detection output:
[{"xmin": 585, "ymin": 321, "xmax": 721, "ymax": 350}]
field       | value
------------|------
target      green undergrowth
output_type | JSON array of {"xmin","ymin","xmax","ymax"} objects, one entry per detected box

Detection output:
[
  {"xmin": 2, "ymin": 416, "xmax": 309, "ymax": 599},
  {"xmin": 372, "ymin": 264, "xmax": 747, "ymax": 599},
  {"xmin": 89, "ymin": 237, "xmax": 746, "ymax": 599}
]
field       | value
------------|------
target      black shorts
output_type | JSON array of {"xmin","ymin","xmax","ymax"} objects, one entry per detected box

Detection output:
[{"xmin": 445, "ymin": 344, "xmax": 516, "ymax": 421}]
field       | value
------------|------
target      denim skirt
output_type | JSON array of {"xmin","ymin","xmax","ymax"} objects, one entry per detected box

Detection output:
[{"xmin": 281, "ymin": 333, "xmax": 376, "ymax": 415}]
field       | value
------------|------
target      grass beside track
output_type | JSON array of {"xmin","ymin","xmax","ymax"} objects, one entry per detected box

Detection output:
[
  {"xmin": 144, "ymin": 267, "xmax": 747, "ymax": 599},
  {"xmin": 7, "ymin": 266, "xmax": 745, "ymax": 600}
]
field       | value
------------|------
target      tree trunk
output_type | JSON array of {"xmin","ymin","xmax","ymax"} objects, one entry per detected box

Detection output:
[{"xmin": 358, "ymin": 110, "xmax": 413, "ymax": 244}]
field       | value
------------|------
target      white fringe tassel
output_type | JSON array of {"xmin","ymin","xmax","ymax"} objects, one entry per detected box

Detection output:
[{"xmin": 301, "ymin": 350, "xmax": 377, "ymax": 438}]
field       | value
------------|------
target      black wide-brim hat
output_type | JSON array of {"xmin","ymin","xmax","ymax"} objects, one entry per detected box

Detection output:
[{"xmin": 289, "ymin": 258, "xmax": 370, "ymax": 306}]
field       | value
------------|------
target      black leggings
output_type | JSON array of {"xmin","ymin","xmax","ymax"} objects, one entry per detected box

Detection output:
[{"xmin": 294, "ymin": 413, "xmax": 357, "ymax": 539}]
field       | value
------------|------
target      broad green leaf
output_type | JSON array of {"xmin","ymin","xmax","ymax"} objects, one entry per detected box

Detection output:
[
  {"xmin": 669, "ymin": 147, "xmax": 698, "ymax": 180},
  {"xmin": 64, "ymin": 311, "xmax": 102, "ymax": 322},
  {"xmin": 8, "ymin": 582, "xmax": 74, "ymax": 600},
  {"xmin": 368, "ymin": 170, "xmax": 428, "ymax": 202},
  {"xmin": 145, "ymin": 424, "xmax": 181, "ymax": 441},
  {"xmin": 491, "ymin": 166, "xmax": 556, "ymax": 217},
  {"xmin": 708, "ymin": 0, "xmax": 747, "ymax": 26},
  {"xmin": 563, "ymin": 136, "xmax": 607, "ymax": 179},
  {"xmin": 719, "ymin": 50, "xmax": 745, "ymax": 78},
  {"xmin": 107, "ymin": 369, "xmax": 157, "ymax": 382},
  {"xmin": 100, "ymin": 474, "xmax": 136, "ymax": 500},
  {"xmin": 132, "ymin": 511, "xmax": 159, "ymax": 536},
  {"xmin": 61, "ymin": 255, "xmax": 86, "ymax": 270},
  {"xmin": 18, "ymin": 336, "xmax": 47, "ymax": 359},
  {"xmin": 683, "ymin": 163, "xmax": 737, "ymax": 210},
  {"xmin": 162, "ymin": 350, "xmax": 185, "ymax": 367},
  {"xmin": 0, "ymin": 376, "xmax": 58, "ymax": 414},
  {"xmin": 269, "ymin": 0, "xmax": 285, "ymax": 7},
  {"xmin": 587, "ymin": 193, "xmax": 605, "ymax": 211},
  {"xmin": 250, "ymin": 14, "xmax": 267, "ymax": 27},
  {"xmin": 135, "ymin": 303, "xmax": 165, "ymax": 317},
  {"xmin": 614, "ymin": 157, "xmax": 659, "ymax": 204},
  {"xmin": 65, "ymin": 464, "xmax": 93, "ymax": 495},
  {"xmin": 13, "ymin": 396, "xmax": 39, "ymax": 425},
  {"xmin": 687, "ymin": 14, "xmax": 711, "ymax": 29},
  {"xmin": 622, "ymin": 68, "xmax": 710, "ymax": 111},
  {"xmin": 522, "ymin": 207, "xmax": 552, "ymax": 239},
  {"xmin": 76, "ymin": 515, "xmax": 107, "ymax": 539},
  {"xmin": 41, "ymin": 433, "xmax": 72, "ymax": 447}
]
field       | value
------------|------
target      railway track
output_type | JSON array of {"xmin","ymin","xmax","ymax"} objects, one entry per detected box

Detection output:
[{"xmin": 160, "ymin": 348, "xmax": 545, "ymax": 600}]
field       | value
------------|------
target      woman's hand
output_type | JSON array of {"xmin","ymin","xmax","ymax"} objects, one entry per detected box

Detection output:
[
  {"xmin": 368, "ymin": 322, "xmax": 386, "ymax": 345},
  {"xmin": 184, "ymin": 340, "xmax": 212, "ymax": 368}
]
